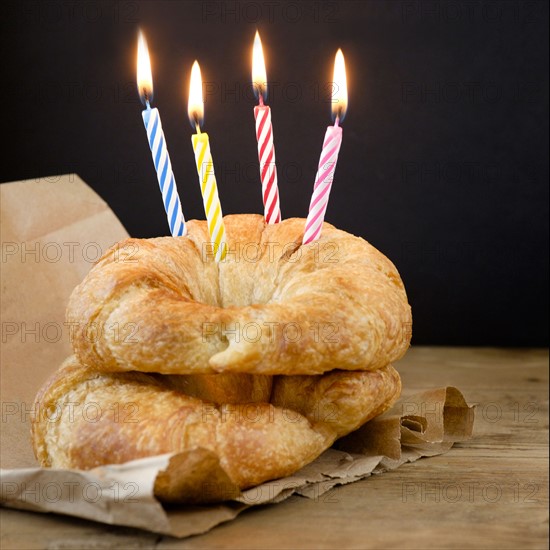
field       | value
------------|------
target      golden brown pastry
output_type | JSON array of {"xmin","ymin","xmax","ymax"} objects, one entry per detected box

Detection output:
[
  {"xmin": 31, "ymin": 356, "xmax": 401, "ymax": 501},
  {"xmin": 66, "ymin": 214, "xmax": 412, "ymax": 376},
  {"xmin": 32, "ymin": 214, "xmax": 412, "ymax": 502}
]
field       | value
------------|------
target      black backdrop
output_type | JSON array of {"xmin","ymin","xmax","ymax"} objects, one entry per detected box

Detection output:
[{"xmin": 1, "ymin": 0, "xmax": 548, "ymax": 346}]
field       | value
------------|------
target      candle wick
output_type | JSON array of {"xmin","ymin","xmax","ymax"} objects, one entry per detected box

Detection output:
[
  {"xmin": 259, "ymin": 94, "xmax": 264, "ymax": 107},
  {"xmin": 195, "ymin": 120, "xmax": 201, "ymax": 134},
  {"xmin": 334, "ymin": 116, "xmax": 340, "ymax": 128}
]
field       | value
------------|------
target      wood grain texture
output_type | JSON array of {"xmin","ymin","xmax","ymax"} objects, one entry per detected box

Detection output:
[{"xmin": 1, "ymin": 347, "xmax": 548, "ymax": 550}]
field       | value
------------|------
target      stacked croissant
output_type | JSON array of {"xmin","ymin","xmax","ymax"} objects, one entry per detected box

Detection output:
[{"xmin": 32, "ymin": 214, "xmax": 412, "ymax": 502}]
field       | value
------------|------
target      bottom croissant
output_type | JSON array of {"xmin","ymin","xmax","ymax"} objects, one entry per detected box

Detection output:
[{"xmin": 31, "ymin": 356, "xmax": 401, "ymax": 503}]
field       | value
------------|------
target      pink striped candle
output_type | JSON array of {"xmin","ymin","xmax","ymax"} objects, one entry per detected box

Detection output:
[
  {"xmin": 303, "ymin": 49, "xmax": 348, "ymax": 245},
  {"xmin": 302, "ymin": 122, "xmax": 343, "ymax": 244},
  {"xmin": 252, "ymin": 31, "xmax": 281, "ymax": 224}
]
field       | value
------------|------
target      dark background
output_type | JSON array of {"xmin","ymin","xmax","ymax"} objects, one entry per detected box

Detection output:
[{"xmin": 1, "ymin": 0, "xmax": 548, "ymax": 346}]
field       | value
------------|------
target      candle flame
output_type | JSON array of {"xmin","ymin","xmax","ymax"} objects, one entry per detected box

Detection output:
[
  {"xmin": 188, "ymin": 60, "xmax": 204, "ymax": 129},
  {"xmin": 332, "ymin": 49, "xmax": 348, "ymax": 122},
  {"xmin": 136, "ymin": 30, "xmax": 153, "ymax": 105},
  {"xmin": 252, "ymin": 31, "xmax": 268, "ymax": 101}
]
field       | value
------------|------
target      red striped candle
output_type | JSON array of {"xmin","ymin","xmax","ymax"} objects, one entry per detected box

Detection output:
[
  {"xmin": 252, "ymin": 31, "xmax": 281, "ymax": 224},
  {"xmin": 303, "ymin": 49, "xmax": 348, "ymax": 245}
]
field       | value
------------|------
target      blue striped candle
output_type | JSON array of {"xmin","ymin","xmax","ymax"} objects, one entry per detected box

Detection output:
[
  {"xmin": 142, "ymin": 103, "xmax": 186, "ymax": 236},
  {"xmin": 137, "ymin": 30, "xmax": 186, "ymax": 237}
]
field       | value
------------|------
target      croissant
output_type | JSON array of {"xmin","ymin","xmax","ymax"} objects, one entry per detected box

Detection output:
[
  {"xmin": 32, "ymin": 214, "xmax": 412, "ymax": 502},
  {"xmin": 32, "ymin": 356, "xmax": 401, "ymax": 502},
  {"xmin": 66, "ymin": 214, "xmax": 411, "ymax": 375}
]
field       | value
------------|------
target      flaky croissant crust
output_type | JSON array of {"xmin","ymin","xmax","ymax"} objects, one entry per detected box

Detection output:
[
  {"xmin": 32, "ymin": 356, "xmax": 401, "ymax": 500},
  {"xmin": 67, "ymin": 214, "xmax": 412, "ymax": 376}
]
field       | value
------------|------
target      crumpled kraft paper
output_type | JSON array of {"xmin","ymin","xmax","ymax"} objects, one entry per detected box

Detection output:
[{"xmin": 0, "ymin": 175, "xmax": 475, "ymax": 538}]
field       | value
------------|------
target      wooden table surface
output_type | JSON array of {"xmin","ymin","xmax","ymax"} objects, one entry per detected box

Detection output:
[{"xmin": 1, "ymin": 347, "xmax": 548, "ymax": 549}]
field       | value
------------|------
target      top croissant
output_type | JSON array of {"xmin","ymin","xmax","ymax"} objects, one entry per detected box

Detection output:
[{"xmin": 67, "ymin": 214, "xmax": 412, "ymax": 375}]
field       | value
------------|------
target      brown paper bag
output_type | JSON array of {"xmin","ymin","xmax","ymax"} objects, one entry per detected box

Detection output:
[
  {"xmin": 1, "ymin": 175, "xmax": 129, "ymax": 469},
  {"xmin": 0, "ymin": 176, "xmax": 475, "ymax": 538}
]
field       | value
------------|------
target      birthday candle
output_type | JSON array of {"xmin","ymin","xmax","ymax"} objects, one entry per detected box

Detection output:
[
  {"xmin": 252, "ymin": 31, "xmax": 281, "ymax": 224},
  {"xmin": 137, "ymin": 30, "xmax": 186, "ymax": 237},
  {"xmin": 303, "ymin": 49, "xmax": 348, "ymax": 245},
  {"xmin": 188, "ymin": 61, "xmax": 227, "ymax": 262}
]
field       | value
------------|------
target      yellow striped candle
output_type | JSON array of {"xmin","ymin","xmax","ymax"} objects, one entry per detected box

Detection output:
[{"xmin": 188, "ymin": 61, "xmax": 227, "ymax": 262}]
